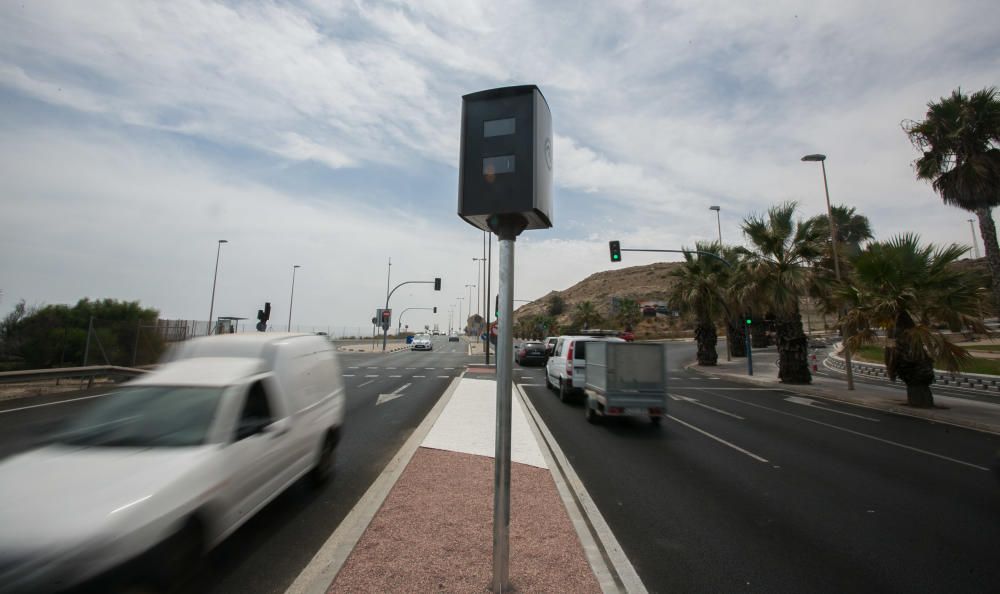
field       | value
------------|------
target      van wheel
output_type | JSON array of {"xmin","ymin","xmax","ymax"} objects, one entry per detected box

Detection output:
[
  {"xmin": 558, "ymin": 380, "xmax": 571, "ymax": 402},
  {"xmin": 585, "ymin": 401, "xmax": 600, "ymax": 424},
  {"xmin": 545, "ymin": 373, "xmax": 554, "ymax": 390},
  {"xmin": 650, "ymin": 416, "xmax": 662, "ymax": 426},
  {"xmin": 309, "ymin": 431, "xmax": 337, "ymax": 487}
]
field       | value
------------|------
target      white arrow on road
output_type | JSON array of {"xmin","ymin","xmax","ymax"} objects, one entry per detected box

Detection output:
[{"xmin": 377, "ymin": 383, "xmax": 411, "ymax": 406}]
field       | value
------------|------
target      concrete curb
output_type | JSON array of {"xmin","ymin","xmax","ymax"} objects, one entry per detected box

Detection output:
[
  {"xmin": 285, "ymin": 376, "xmax": 463, "ymax": 594},
  {"xmin": 685, "ymin": 360, "xmax": 1000, "ymax": 436},
  {"xmin": 517, "ymin": 383, "xmax": 648, "ymax": 594}
]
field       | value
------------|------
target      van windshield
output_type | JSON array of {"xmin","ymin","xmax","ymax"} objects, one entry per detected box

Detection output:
[{"xmin": 56, "ymin": 386, "xmax": 224, "ymax": 447}]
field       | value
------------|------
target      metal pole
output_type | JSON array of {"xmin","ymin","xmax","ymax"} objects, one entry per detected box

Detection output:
[
  {"xmin": 132, "ymin": 319, "xmax": 141, "ymax": 366},
  {"xmin": 207, "ymin": 240, "xmax": 226, "ymax": 335},
  {"xmin": 382, "ymin": 258, "xmax": 392, "ymax": 351},
  {"xmin": 746, "ymin": 319, "xmax": 753, "ymax": 375},
  {"xmin": 83, "ymin": 316, "xmax": 93, "ymax": 366},
  {"xmin": 968, "ymin": 219, "xmax": 981, "ymax": 259},
  {"xmin": 288, "ymin": 265, "xmax": 300, "ymax": 331},
  {"xmin": 820, "ymin": 160, "xmax": 854, "ymax": 390},
  {"xmin": 492, "ymin": 235, "xmax": 515, "ymax": 593},
  {"xmin": 486, "ymin": 233, "xmax": 492, "ymax": 364}
]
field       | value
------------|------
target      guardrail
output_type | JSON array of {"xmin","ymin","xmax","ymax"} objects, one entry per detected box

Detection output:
[
  {"xmin": 0, "ymin": 365, "xmax": 149, "ymax": 389},
  {"xmin": 825, "ymin": 351, "xmax": 1000, "ymax": 393}
]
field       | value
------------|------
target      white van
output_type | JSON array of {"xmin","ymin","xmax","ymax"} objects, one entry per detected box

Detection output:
[
  {"xmin": 545, "ymin": 335, "xmax": 625, "ymax": 401},
  {"xmin": 0, "ymin": 333, "xmax": 344, "ymax": 592}
]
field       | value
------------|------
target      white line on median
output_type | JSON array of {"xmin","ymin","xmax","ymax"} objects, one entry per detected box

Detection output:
[
  {"xmin": 784, "ymin": 396, "xmax": 879, "ymax": 422},
  {"xmin": 0, "ymin": 392, "xmax": 110, "ymax": 414},
  {"xmin": 667, "ymin": 415, "xmax": 769, "ymax": 462},
  {"xmin": 357, "ymin": 380, "xmax": 375, "ymax": 388}
]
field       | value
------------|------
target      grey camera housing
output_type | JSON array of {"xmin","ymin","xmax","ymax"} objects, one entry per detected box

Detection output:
[{"xmin": 457, "ymin": 85, "xmax": 553, "ymax": 232}]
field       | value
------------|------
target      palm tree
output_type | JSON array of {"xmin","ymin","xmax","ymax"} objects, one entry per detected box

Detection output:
[
  {"xmin": 573, "ymin": 301, "xmax": 602, "ymax": 330},
  {"xmin": 903, "ymin": 87, "xmax": 1000, "ymax": 313},
  {"xmin": 670, "ymin": 241, "xmax": 730, "ymax": 366},
  {"xmin": 841, "ymin": 234, "xmax": 987, "ymax": 407},
  {"xmin": 806, "ymin": 204, "xmax": 875, "ymax": 322},
  {"xmin": 615, "ymin": 297, "xmax": 641, "ymax": 330},
  {"xmin": 739, "ymin": 202, "xmax": 824, "ymax": 383}
]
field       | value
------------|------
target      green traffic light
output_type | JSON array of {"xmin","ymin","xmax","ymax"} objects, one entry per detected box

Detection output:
[{"xmin": 746, "ymin": 319, "xmax": 752, "ymax": 325}]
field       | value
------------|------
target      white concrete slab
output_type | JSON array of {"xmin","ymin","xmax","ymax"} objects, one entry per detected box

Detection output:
[{"xmin": 421, "ymin": 377, "xmax": 548, "ymax": 468}]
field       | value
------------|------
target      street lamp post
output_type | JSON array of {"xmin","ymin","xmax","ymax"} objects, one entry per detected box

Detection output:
[
  {"xmin": 709, "ymin": 205, "xmax": 722, "ymax": 244},
  {"xmin": 287, "ymin": 265, "xmax": 301, "ymax": 332},
  {"xmin": 456, "ymin": 297, "xmax": 464, "ymax": 334},
  {"xmin": 473, "ymin": 257, "xmax": 485, "ymax": 320},
  {"xmin": 968, "ymin": 219, "xmax": 981, "ymax": 259},
  {"xmin": 207, "ymin": 239, "xmax": 228, "ymax": 335},
  {"xmin": 802, "ymin": 153, "xmax": 854, "ymax": 390}
]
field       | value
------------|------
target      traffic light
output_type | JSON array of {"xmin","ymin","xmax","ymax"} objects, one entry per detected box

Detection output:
[
  {"xmin": 381, "ymin": 309, "xmax": 391, "ymax": 324},
  {"xmin": 434, "ymin": 277, "xmax": 441, "ymax": 291},
  {"xmin": 256, "ymin": 302, "xmax": 271, "ymax": 332},
  {"xmin": 609, "ymin": 240, "xmax": 621, "ymax": 262},
  {"xmin": 495, "ymin": 294, "xmax": 499, "ymax": 318},
  {"xmin": 433, "ymin": 307, "xmax": 437, "ymax": 313},
  {"xmin": 745, "ymin": 317, "xmax": 752, "ymax": 325}
]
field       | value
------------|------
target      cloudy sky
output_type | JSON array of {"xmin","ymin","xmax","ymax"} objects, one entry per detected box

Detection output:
[{"xmin": 1, "ymin": 0, "xmax": 998, "ymax": 334}]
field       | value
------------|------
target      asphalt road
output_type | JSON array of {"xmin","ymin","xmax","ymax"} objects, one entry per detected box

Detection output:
[
  {"xmin": 0, "ymin": 335, "xmax": 475, "ymax": 593},
  {"xmin": 520, "ymin": 342, "xmax": 1000, "ymax": 594}
]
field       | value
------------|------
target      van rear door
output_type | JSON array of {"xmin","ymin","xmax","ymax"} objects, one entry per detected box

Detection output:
[{"xmin": 571, "ymin": 340, "xmax": 589, "ymax": 388}]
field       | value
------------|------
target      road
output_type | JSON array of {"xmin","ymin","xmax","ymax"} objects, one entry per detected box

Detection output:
[
  {"xmin": 0, "ymin": 335, "xmax": 474, "ymax": 593},
  {"xmin": 521, "ymin": 342, "xmax": 1000, "ymax": 593}
]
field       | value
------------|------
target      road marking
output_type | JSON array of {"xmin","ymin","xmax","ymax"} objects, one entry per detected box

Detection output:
[
  {"xmin": 437, "ymin": 375, "xmax": 450, "ymax": 378},
  {"xmin": 413, "ymin": 375, "xmax": 425, "ymax": 378},
  {"xmin": 0, "ymin": 392, "xmax": 110, "ymax": 414},
  {"xmin": 667, "ymin": 415, "xmax": 769, "ymax": 463},
  {"xmin": 784, "ymin": 396, "xmax": 879, "ymax": 422},
  {"xmin": 364, "ymin": 374, "xmax": 379, "ymax": 378},
  {"xmin": 711, "ymin": 393, "xmax": 989, "ymax": 471},
  {"xmin": 424, "ymin": 367, "xmax": 436, "ymax": 370},
  {"xmin": 444, "ymin": 367, "xmax": 455, "ymax": 370},
  {"xmin": 386, "ymin": 367, "xmax": 397, "ymax": 370},
  {"xmin": 669, "ymin": 394, "xmax": 744, "ymax": 420},
  {"xmin": 519, "ymin": 383, "xmax": 544, "ymax": 387},
  {"xmin": 342, "ymin": 374, "xmax": 355, "ymax": 377},
  {"xmin": 405, "ymin": 367, "xmax": 417, "ymax": 370},
  {"xmin": 367, "ymin": 367, "xmax": 378, "ymax": 370},
  {"xmin": 357, "ymin": 380, "xmax": 375, "ymax": 388},
  {"xmin": 347, "ymin": 366, "xmax": 359, "ymax": 369},
  {"xmin": 389, "ymin": 375, "xmax": 402, "ymax": 378},
  {"xmin": 376, "ymin": 383, "xmax": 411, "ymax": 405}
]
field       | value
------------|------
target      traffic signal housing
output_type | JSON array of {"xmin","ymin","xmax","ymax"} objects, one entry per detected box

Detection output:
[
  {"xmin": 434, "ymin": 277, "xmax": 441, "ymax": 291},
  {"xmin": 433, "ymin": 307, "xmax": 437, "ymax": 313},
  {"xmin": 609, "ymin": 240, "xmax": 621, "ymax": 262}
]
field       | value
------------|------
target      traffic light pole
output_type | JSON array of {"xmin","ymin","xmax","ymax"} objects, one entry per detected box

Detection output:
[
  {"xmin": 397, "ymin": 307, "xmax": 435, "ymax": 335},
  {"xmin": 382, "ymin": 279, "xmax": 440, "ymax": 351}
]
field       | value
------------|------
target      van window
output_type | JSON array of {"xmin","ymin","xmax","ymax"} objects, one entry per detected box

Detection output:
[
  {"xmin": 554, "ymin": 339, "xmax": 563, "ymax": 356},
  {"xmin": 574, "ymin": 340, "xmax": 587, "ymax": 359},
  {"xmin": 236, "ymin": 381, "xmax": 273, "ymax": 440}
]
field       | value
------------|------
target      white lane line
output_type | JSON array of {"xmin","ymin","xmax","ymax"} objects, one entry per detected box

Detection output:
[
  {"xmin": 347, "ymin": 366, "xmax": 359, "ymax": 369},
  {"xmin": 364, "ymin": 374, "xmax": 379, "ymax": 378},
  {"xmin": 386, "ymin": 367, "xmax": 397, "ymax": 370},
  {"xmin": 405, "ymin": 367, "xmax": 417, "ymax": 370},
  {"xmin": 437, "ymin": 375, "xmax": 450, "ymax": 378},
  {"xmin": 669, "ymin": 394, "xmax": 745, "ymax": 420},
  {"xmin": 413, "ymin": 375, "xmax": 426, "ymax": 378},
  {"xmin": 0, "ymin": 392, "xmax": 110, "ymax": 414},
  {"xmin": 424, "ymin": 367, "xmax": 436, "ymax": 370},
  {"xmin": 357, "ymin": 380, "xmax": 375, "ymax": 388},
  {"xmin": 711, "ymin": 393, "xmax": 989, "ymax": 471},
  {"xmin": 667, "ymin": 415, "xmax": 769, "ymax": 463},
  {"xmin": 342, "ymin": 374, "xmax": 355, "ymax": 378},
  {"xmin": 389, "ymin": 375, "xmax": 402, "ymax": 378},
  {"xmin": 367, "ymin": 367, "xmax": 378, "ymax": 370},
  {"xmin": 444, "ymin": 367, "xmax": 455, "ymax": 370},
  {"xmin": 784, "ymin": 396, "xmax": 879, "ymax": 422},
  {"xmin": 519, "ymin": 384, "xmax": 544, "ymax": 387}
]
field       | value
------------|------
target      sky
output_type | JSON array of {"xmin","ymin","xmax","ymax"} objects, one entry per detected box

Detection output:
[{"xmin": 1, "ymin": 0, "xmax": 998, "ymax": 335}]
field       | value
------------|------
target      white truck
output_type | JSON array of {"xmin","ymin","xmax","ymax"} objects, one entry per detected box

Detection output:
[{"xmin": 584, "ymin": 341, "xmax": 667, "ymax": 425}]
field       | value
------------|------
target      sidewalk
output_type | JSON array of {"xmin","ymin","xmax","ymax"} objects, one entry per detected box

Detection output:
[
  {"xmin": 289, "ymin": 371, "xmax": 629, "ymax": 593},
  {"xmin": 689, "ymin": 348, "xmax": 1000, "ymax": 435}
]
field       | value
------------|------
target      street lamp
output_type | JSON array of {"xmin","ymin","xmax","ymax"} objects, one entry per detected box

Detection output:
[
  {"xmin": 287, "ymin": 265, "xmax": 301, "ymax": 332},
  {"xmin": 465, "ymin": 283, "xmax": 476, "ymax": 316},
  {"xmin": 473, "ymin": 257, "xmax": 485, "ymax": 320},
  {"xmin": 802, "ymin": 153, "xmax": 854, "ymax": 390},
  {"xmin": 709, "ymin": 205, "xmax": 722, "ymax": 244},
  {"xmin": 968, "ymin": 219, "xmax": 981, "ymax": 259},
  {"xmin": 207, "ymin": 239, "xmax": 228, "ymax": 335},
  {"xmin": 456, "ymin": 297, "xmax": 464, "ymax": 334}
]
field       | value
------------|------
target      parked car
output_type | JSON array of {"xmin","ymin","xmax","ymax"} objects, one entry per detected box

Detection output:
[
  {"xmin": 0, "ymin": 333, "xmax": 344, "ymax": 593},
  {"xmin": 411, "ymin": 334, "xmax": 433, "ymax": 350},
  {"xmin": 544, "ymin": 336, "xmax": 559, "ymax": 356},
  {"xmin": 515, "ymin": 341, "xmax": 548, "ymax": 366},
  {"xmin": 545, "ymin": 335, "xmax": 625, "ymax": 401}
]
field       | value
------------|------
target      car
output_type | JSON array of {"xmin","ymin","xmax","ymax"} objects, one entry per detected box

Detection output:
[
  {"xmin": 545, "ymin": 335, "xmax": 625, "ymax": 402},
  {"xmin": 0, "ymin": 333, "xmax": 344, "ymax": 593},
  {"xmin": 543, "ymin": 336, "xmax": 558, "ymax": 356},
  {"xmin": 448, "ymin": 335, "xmax": 460, "ymax": 342},
  {"xmin": 411, "ymin": 334, "xmax": 433, "ymax": 350},
  {"xmin": 619, "ymin": 330, "xmax": 635, "ymax": 342},
  {"xmin": 515, "ymin": 341, "xmax": 547, "ymax": 366}
]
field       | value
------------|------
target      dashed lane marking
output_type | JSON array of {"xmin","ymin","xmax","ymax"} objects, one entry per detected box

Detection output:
[
  {"xmin": 342, "ymin": 374, "xmax": 355, "ymax": 377},
  {"xmin": 357, "ymin": 380, "xmax": 375, "ymax": 388},
  {"xmin": 364, "ymin": 374, "xmax": 379, "ymax": 378},
  {"xmin": 414, "ymin": 375, "xmax": 426, "ymax": 378},
  {"xmin": 389, "ymin": 375, "xmax": 402, "ymax": 378}
]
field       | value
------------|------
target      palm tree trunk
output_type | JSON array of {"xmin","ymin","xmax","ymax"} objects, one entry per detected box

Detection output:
[
  {"xmin": 975, "ymin": 207, "xmax": 1000, "ymax": 317},
  {"xmin": 776, "ymin": 312, "xmax": 811, "ymax": 384},
  {"xmin": 728, "ymin": 318, "xmax": 746, "ymax": 357},
  {"xmin": 694, "ymin": 319, "xmax": 718, "ymax": 366},
  {"xmin": 894, "ymin": 311, "xmax": 936, "ymax": 408}
]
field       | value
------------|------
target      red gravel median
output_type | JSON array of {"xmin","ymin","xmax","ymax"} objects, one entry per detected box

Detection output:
[{"xmin": 329, "ymin": 447, "xmax": 601, "ymax": 593}]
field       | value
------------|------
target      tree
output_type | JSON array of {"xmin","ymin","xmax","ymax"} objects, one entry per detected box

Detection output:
[
  {"xmin": 572, "ymin": 301, "xmax": 602, "ymax": 330},
  {"xmin": 739, "ymin": 202, "xmax": 824, "ymax": 383},
  {"xmin": 615, "ymin": 297, "xmax": 641, "ymax": 330},
  {"xmin": 841, "ymin": 234, "xmax": 986, "ymax": 407},
  {"xmin": 547, "ymin": 294, "xmax": 566, "ymax": 316},
  {"xmin": 903, "ymin": 87, "xmax": 1000, "ymax": 313},
  {"xmin": 670, "ymin": 241, "xmax": 730, "ymax": 366},
  {"xmin": 806, "ymin": 204, "xmax": 874, "ymax": 261}
]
